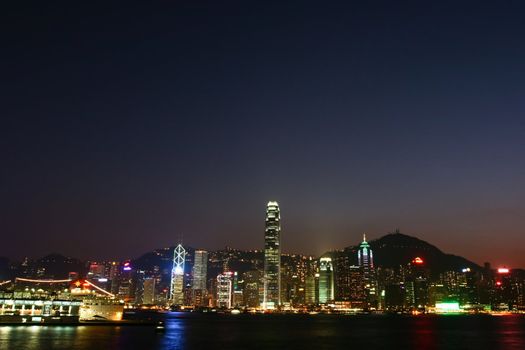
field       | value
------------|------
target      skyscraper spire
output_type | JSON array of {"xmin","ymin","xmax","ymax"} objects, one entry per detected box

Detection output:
[{"xmin": 363, "ymin": 233, "xmax": 367, "ymax": 242}]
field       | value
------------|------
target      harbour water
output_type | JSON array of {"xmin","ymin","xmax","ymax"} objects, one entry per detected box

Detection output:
[{"xmin": 1, "ymin": 313, "xmax": 524, "ymax": 350}]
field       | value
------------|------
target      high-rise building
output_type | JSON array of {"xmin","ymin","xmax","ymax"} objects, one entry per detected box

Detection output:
[
  {"xmin": 134, "ymin": 270, "xmax": 145, "ymax": 305},
  {"xmin": 357, "ymin": 234, "xmax": 377, "ymax": 308},
  {"xmin": 357, "ymin": 234, "xmax": 373, "ymax": 275},
  {"xmin": 143, "ymin": 277, "xmax": 156, "ymax": 305},
  {"xmin": 305, "ymin": 274, "xmax": 319, "ymax": 305},
  {"xmin": 319, "ymin": 257, "xmax": 334, "ymax": 303},
  {"xmin": 243, "ymin": 270, "xmax": 262, "ymax": 308},
  {"xmin": 170, "ymin": 244, "xmax": 186, "ymax": 305},
  {"xmin": 192, "ymin": 250, "xmax": 208, "ymax": 306},
  {"xmin": 217, "ymin": 272, "xmax": 233, "ymax": 308},
  {"xmin": 263, "ymin": 201, "xmax": 281, "ymax": 309},
  {"xmin": 117, "ymin": 261, "xmax": 134, "ymax": 302}
]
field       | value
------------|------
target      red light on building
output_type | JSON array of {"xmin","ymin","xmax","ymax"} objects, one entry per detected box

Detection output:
[
  {"xmin": 413, "ymin": 257, "xmax": 424, "ymax": 265},
  {"xmin": 496, "ymin": 281, "xmax": 502, "ymax": 286},
  {"xmin": 497, "ymin": 268, "xmax": 509, "ymax": 274}
]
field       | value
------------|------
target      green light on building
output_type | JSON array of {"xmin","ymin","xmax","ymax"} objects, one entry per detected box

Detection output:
[{"xmin": 435, "ymin": 302, "xmax": 461, "ymax": 313}]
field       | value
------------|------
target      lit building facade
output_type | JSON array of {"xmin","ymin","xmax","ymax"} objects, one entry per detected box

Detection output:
[
  {"xmin": 170, "ymin": 244, "xmax": 186, "ymax": 305},
  {"xmin": 305, "ymin": 274, "xmax": 319, "ymax": 305},
  {"xmin": 263, "ymin": 201, "xmax": 281, "ymax": 309},
  {"xmin": 319, "ymin": 257, "xmax": 334, "ymax": 303},
  {"xmin": 217, "ymin": 272, "xmax": 233, "ymax": 308},
  {"xmin": 357, "ymin": 234, "xmax": 373, "ymax": 277},
  {"xmin": 357, "ymin": 234, "xmax": 377, "ymax": 308},
  {"xmin": 243, "ymin": 270, "xmax": 262, "ymax": 308},
  {"xmin": 143, "ymin": 278, "xmax": 156, "ymax": 305},
  {"xmin": 192, "ymin": 250, "xmax": 208, "ymax": 306}
]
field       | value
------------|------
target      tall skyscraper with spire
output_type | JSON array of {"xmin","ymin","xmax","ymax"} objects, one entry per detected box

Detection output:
[
  {"xmin": 357, "ymin": 233, "xmax": 377, "ymax": 308},
  {"xmin": 358, "ymin": 233, "xmax": 373, "ymax": 273},
  {"xmin": 263, "ymin": 201, "xmax": 281, "ymax": 309},
  {"xmin": 170, "ymin": 243, "xmax": 186, "ymax": 305}
]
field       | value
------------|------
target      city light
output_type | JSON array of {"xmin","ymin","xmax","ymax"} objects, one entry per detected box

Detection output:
[
  {"xmin": 413, "ymin": 257, "xmax": 424, "ymax": 264},
  {"xmin": 2, "ymin": 202, "xmax": 524, "ymax": 320},
  {"xmin": 435, "ymin": 302, "xmax": 461, "ymax": 313}
]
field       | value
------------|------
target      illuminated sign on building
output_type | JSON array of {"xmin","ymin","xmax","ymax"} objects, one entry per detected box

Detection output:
[
  {"xmin": 435, "ymin": 302, "xmax": 461, "ymax": 313},
  {"xmin": 413, "ymin": 257, "xmax": 424, "ymax": 265}
]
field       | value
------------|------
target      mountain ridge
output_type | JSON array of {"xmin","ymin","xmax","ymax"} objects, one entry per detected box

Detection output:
[{"xmin": 344, "ymin": 232, "xmax": 481, "ymax": 274}]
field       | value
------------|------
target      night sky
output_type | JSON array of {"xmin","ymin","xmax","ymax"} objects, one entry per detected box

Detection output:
[{"xmin": 2, "ymin": 1, "xmax": 525, "ymax": 267}]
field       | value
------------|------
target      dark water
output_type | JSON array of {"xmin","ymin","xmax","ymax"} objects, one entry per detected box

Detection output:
[{"xmin": 1, "ymin": 313, "xmax": 525, "ymax": 350}]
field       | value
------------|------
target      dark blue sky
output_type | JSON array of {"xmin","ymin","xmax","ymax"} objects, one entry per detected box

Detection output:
[{"xmin": 1, "ymin": 1, "xmax": 524, "ymax": 266}]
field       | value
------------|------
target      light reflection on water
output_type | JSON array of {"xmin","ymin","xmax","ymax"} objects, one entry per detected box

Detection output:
[{"xmin": 0, "ymin": 314, "xmax": 524, "ymax": 350}]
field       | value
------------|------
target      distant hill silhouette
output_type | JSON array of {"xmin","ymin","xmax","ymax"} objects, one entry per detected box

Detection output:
[
  {"xmin": 344, "ymin": 232, "xmax": 480, "ymax": 274},
  {"xmin": 9, "ymin": 232, "xmax": 485, "ymax": 280},
  {"xmin": 31, "ymin": 253, "xmax": 86, "ymax": 279}
]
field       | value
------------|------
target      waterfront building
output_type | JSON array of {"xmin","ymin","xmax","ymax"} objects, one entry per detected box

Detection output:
[
  {"xmin": 305, "ymin": 274, "xmax": 319, "ymax": 305},
  {"xmin": 192, "ymin": 250, "xmax": 208, "ymax": 306},
  {"xmin": 142, "ymin": 278, "xmax": 155, "ymax": 305},
  {"xmin": 319, "ymin": 257, "xmax": 334, "ymax": 303},
  {"xmin": 348, "ymin": 265, "xmax": 366, "ymax": 301},
  {"xmin": 117, "ymin": 261, "xmax": 134, "ymax": 302},
  {"xmin": 192, "ymin": 250, "xmax": 208, "ymax": 291},
  {"xmin": 133, "ymin": 270, "xmax": 145, "ymax": 305},
  {"xmin": 357, "ymin": 234, "xmax": 378, "ymax": 308},
  {"xmin": 263, "ymin": 201, "xmax": 281, "ymax": 310},
  {"xmin": 334, "ymin": 252, "xmax": 351, "ymax": 301},
  {"xmin": 404, "ymin": 257, "xmax": 429, "ymax": 310},
  {"xmin": 385, "ymin": 283, "xmax": 406, "ymax": 311},
  {"xmin": 243, "ymin": 270, "xmax": 262, "ymax": 308},
  {"xmin": 217, "ymin": 272, "xmax": 233, "ymax": 308},
  {"xmin": 170, "ymin": 244, "xmax": 186, "ymax": 305}
]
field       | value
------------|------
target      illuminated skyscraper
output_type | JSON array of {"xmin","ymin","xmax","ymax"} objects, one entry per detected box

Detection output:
[
  {"xmin": 263, "ymin": 201, "xmax": 281, "ymax": 309},
  {"xmin": 170, "ymin": 244, "xmax": 186, "ymax": 305},
  {"xmin": 319, "ymin": 257, "xmax": 334, "ymax": 303},
  {"xmin": 305, "ymin": 274, "xmax": 319, "ymax": 305},
  {"xmin": 217, "ymin": 272, "xmax": 233, "ymax": 308},
  {"xmin": 358, "ymin": 234, "xmax": 373, "ymax": 272},
  {"xmin": 192, "ymin": 250, "xmax": 208, "ymax": 291},
  {"xmin": 192, "ymin": 250, "xmax": 208, "ymax": 306},
  {"xmin": 357, "ymin": 234, "xmax": 377, "ymax": 308},
  {"xmin": 334, "ymin": 251, "xmax": 366, "ymax": 302}
]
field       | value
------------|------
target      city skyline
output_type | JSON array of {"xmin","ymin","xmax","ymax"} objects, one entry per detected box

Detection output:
[
  {"xmin": 1, "ymin": 196, "xmax": 523, "ymax": 330},
  {"xmin": 2, "ymin": 1, "xmax": 525, "ymax": 348},
  {"xmin": 1, "ymin": 223, "xmax": 520, "ymax": 271}
]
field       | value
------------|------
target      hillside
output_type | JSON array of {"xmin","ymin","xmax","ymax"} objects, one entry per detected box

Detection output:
[{"xmin": 344, "ymin": 232, "xmax": 480, "ymax": 273}]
